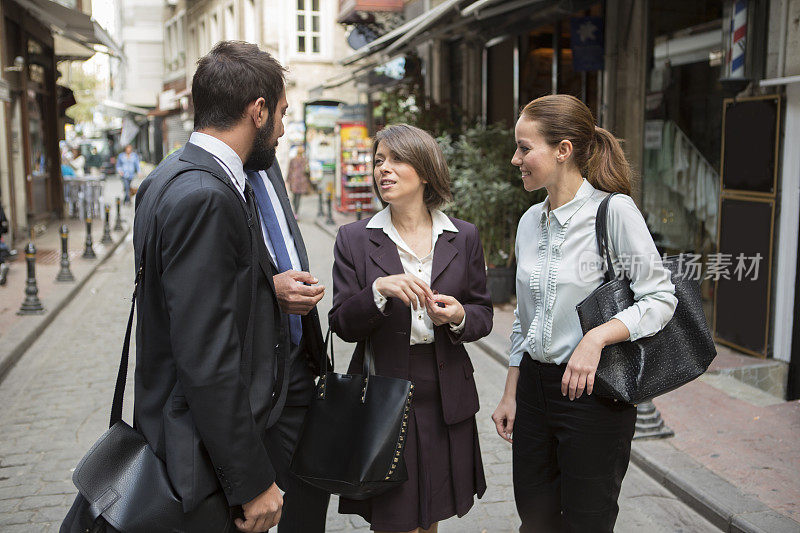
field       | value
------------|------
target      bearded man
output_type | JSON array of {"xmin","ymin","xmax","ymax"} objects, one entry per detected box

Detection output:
[{"xmin": 132, "ymin": 41, "xmax": 328, "ymax": 533}]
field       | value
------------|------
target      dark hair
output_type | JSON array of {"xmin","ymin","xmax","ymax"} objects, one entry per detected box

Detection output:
[
  {"xmin": 520, "ymin": 95, "xmax": 632, "ymax": 195},
  {"xmin": 372, "ymin": 124, "xmax": 452, "ymax": 210},
  {"xmin": 192, "ymin": 41, "xmax": 286, "ymax": 131}
]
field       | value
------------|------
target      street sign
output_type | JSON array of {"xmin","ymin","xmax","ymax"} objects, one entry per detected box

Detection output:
[{"xmin": 570, "ymin": 17, "xmax": 604, "ymax": 72}]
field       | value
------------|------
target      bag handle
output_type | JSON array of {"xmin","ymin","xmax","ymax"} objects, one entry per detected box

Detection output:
[
  {"xmin": 595, "ymin": 193, "xmax": 618, "ymax": 282},
  {"xmin": 110, "ymin": 169, "xmax": 258, "ymax": 428},
  {"xmin": 318, "ymin": 329, "xmax": 375, "ymax": 403}
]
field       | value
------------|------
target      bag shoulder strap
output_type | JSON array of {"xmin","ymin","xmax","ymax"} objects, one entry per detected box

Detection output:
[{"xmin": 595, "ymin": 192, "xmax": 618, "ymax": 282}]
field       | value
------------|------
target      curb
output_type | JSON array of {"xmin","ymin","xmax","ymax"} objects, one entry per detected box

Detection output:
[
  {"xmin": 314, "ymin": 218, "xmax": 340, "ymax": 239},
  {"xmin": 472, "ymin": 337, "xmax": 800, "ymax": 533},
  {"xmin": 0, "ymin": 224, "xmax": 132, "ymax": 385}
]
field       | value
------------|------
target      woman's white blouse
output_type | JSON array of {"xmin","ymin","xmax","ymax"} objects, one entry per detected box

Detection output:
[
  {"xmin": 509, "ymin": 179, "xmax": 678, "ymax": 366},
  {"xmin": 368, "ymin": 206, "xmax": 466, "ymax": 345}
]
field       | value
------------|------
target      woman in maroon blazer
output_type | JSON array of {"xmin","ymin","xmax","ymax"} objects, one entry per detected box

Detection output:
[{"xmin": 329, "ymin": 124, "xmax": 492, "ymax": 533}]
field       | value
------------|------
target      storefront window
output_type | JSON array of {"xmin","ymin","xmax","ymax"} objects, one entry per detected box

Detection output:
[{"xmin": 644, "ymin": 2, "xmax": 725, "ymax": 320}]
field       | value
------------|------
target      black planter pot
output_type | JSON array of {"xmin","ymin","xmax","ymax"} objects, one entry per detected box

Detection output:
[{"xmin": 486, "ymin": 266, "xmax": 515, "ymax": 305}]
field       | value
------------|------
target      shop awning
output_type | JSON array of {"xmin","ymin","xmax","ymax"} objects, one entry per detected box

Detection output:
[
  {"xmin": 14, "ymin": 0, "xmax": 123, "ymax": 59},
  {"xmin": 341, "ymin": 0, "xmax": 465, "ymax": 66}
]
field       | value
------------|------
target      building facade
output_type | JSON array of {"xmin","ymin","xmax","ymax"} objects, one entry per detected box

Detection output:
[
  {"xmin": 155, "ymin": 0, "xmax": 361, "ymax": 171},
  {"xmin": 0, "ymin": 0, "xmax": 119, "ymax": 244}
]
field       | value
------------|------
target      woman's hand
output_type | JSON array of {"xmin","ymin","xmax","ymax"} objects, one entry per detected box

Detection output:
[
  {"xmin": 424, "ymin": 293, "xmax": 465, "ymax": 326},
  {"xmin": 492, "ymin": 366, "xmax": 520, "ymax": 443},
  {"xmin": 492, "ymin": 395, "xmax": 516, "ymax": 443},
  {"xmin": 561, "ymin": 330, "xmax": 604, "ymax": 400},
  {"xmin": 562, "ymin": 319, "xmax": 629, "ymax": 400},
  {"xmin": 374, "ymin": 274, "xmax": 434, "ymax": 309}
]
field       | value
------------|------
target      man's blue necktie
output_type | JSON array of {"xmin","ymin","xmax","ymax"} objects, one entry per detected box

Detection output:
[{"xmin": 246, "ymin": 171, "xmax": 302, "ymax": 346}]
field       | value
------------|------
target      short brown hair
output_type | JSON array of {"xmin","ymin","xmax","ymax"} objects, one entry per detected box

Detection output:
[
  {"xmin": 372, "ymin": 124, "xmax": 452, "ymax": 210},
  {"xmin": 193, "ymin": 41, "xmax": 286, "ymax": 131},
  {"xmin": 520, "ymin": 95, "xmax": 632, "ymax": 195}
]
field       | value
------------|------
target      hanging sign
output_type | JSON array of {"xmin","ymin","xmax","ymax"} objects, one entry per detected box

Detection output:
[{"xmin": 570, "ymin": 17, "xmax": 605, "ymax": 72}]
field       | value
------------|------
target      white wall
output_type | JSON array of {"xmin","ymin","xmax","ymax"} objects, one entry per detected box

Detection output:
[{"xmin": 117, "ymin": 0, "xmax": 164, "ymax": 107}]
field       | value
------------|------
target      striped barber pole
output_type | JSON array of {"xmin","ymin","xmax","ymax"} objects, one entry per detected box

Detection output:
[{"xmin": 729, "ymin": 0, "xmax": 747, "ymax": 78}]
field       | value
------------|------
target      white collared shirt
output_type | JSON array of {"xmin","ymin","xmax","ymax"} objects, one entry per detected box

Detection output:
[
  {"xmin": 510, "ymin": 178, "xmax": 678, "ymax": 366},
  {"xmin": 188, "ymin": 132, "xmax": 247, "ymax": 200},
  {"xmin": 254, "ymin": 169, "xmax": 302, "ymax": 271},
  {"xmin": 368, "ymin": 206, "xmax": 466, "ymax": 345},
  {"xmin": 187, "ymin": 133, "xmax": 301, "ymax": 271}
]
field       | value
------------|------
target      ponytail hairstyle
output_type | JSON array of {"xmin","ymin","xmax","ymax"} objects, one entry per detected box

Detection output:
[{"xmin": 519, "ymin": 94, "xmax": 632, "ymax": 195}]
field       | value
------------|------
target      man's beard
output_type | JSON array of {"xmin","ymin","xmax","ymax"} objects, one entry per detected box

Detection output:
[{"xmin": 243, "ymin": 119, "xmax": 277, "ymax": 172}]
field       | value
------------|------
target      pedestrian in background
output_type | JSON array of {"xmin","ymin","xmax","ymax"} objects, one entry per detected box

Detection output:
[
  {"xmin": 286, "ymin": 145, "xmax": 310, "ymax": 217},
  {"xmin": 330, "ymin": 124, "xmax": 493, "ymax": 533},
  {"xmin": 69, "ymin": 147, "xmax": 85, "ymax": 178},
  {"xmin": 491, "ymin": 94, "xmax": 677, "ymax": 533},
  {"xmin": 116, "ymin": 144, "xmax": 140, "ymax": 204}
]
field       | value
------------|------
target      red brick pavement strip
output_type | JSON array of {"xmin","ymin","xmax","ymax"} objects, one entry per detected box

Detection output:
[
  {"xmin": 653, "ymin": 380, "xmax": 800, "ymax": 523},
  {"xmin": 0, "ymin": 214, "xmax": 132, "ymax": 383}
]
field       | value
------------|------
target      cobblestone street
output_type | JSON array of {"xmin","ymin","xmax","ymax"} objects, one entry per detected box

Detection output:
[{"xmin": 0, "ymin": 207, "xmax": 718, "ymax": 532}]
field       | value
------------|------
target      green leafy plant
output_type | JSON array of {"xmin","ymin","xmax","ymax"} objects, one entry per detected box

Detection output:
[{"xmin": 439, "ymin": 124, "xmax": 545, "ymax": 268}]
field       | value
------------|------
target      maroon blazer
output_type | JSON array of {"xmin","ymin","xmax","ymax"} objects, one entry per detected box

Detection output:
[{"xmin": 329, "ymin": 216, "xmax": 493, "ymax": 425}]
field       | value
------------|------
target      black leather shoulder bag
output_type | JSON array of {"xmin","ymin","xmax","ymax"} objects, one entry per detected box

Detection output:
[
  {"xmin": 575, "ymin": 193, "xmax": 717, "ymax": 404},
  {"xmin": 290, "ymin": 331, "xmax": 414, "ymax": 500},
  {"xmin": 61, "ymin": 170, "xmax": 255, "ymax": 532}
]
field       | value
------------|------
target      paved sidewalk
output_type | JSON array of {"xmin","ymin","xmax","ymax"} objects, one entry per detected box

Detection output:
[{"xmin": 0, "ymin": 173, "xmax": 139, "ymax": 384}]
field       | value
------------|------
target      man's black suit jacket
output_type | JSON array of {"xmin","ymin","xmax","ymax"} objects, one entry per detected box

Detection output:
[
  {"xmin": 258, "ymin": 162, "xmax": 325, "ymax": 390},
  {"xmin": 132, "ymin": 142, "xmax": 288, "ymax": 512}
]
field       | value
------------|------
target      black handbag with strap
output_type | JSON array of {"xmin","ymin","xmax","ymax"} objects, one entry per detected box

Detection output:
[
  {"xmin": 290, "ymin": 331, "xmax": 414, "ymax": 500},
  {"xmin": 61, "ymin": 169, "xmax": 260, "ymax": 532},
  {"xmin": 575, "ymin": 193, "xmax": 717, "ymax": 404}
]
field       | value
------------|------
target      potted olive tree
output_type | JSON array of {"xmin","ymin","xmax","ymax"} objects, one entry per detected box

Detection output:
[{"xmin": 439, "ymin": 124, "xmax": 544, "ymax": 304}]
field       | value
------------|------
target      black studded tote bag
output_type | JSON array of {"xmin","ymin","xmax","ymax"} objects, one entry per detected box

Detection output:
[
  {"xmin": 290, "ymin": 331, "xmax": 414, "ymax": 500},
  {"xmin": 575, "ymin": 193, "xmax": 717, "ymax": 404}
]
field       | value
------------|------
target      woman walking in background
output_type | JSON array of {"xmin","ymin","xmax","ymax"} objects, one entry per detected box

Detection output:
[
  {"xmin": 330, "ymin": 124, "xmax": 492, "ymax": 533},
  {"xmin": 287, "ymin": 145, "xmax": 310, "ymax": 216},
  {"xmin": 491, "ymin": 95, "xmax": 677, "ymax": 532}
]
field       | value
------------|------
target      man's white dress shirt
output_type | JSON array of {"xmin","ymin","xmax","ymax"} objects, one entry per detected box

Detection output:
[{"xmin": 188, "ymin": 132, "xmax": 301, "ymax": 270}]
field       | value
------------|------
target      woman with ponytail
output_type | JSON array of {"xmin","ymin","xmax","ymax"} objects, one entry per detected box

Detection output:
[{"xmin": 491, "ymin": 95, "xmax": 677, "ymax": 532}]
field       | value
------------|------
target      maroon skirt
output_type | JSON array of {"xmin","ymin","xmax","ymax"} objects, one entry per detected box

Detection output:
[{"xmin": 338, "ymin": 344, "xmax": 485, "ymax": 531}]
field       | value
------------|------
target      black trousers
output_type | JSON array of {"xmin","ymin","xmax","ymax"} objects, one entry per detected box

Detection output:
[
  {"xmin": 263, "ymin": 349, "xmax": 330, "ymax": 533},
  {"xmin": 512, "ymin": 355, "xmax": 636, "ymax": 533}
]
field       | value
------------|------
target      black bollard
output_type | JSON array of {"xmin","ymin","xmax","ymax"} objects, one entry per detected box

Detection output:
[
  {"xmin": 325, "ymin": 192, "xmax": 335, "ymax": 225},
  {"xmin": 17, "ymin": 242, "xmax": 45, "ymax": 315},
  {"xmin": 355, "ymin": 201, "xmax": 363, "ymax": 221},
  {"xmin": 83, "ymin": 216, "xmax": 97, "ymax": 259},
  {"xmin": 101, "ymin": 204, "xmax": 113, "ymax": 244},
  {"xmin": 317, "ymin": 190, "xmax": 325, "ymax": 217},
  {"xmin": 114, "ymin": 197, "xmax": 123, "ymax": 231},
  {"xmin": 633, "ymin": 400, "xmax": 674, "ymax": 440},
  {"xmin": 55, "ymin": 225, "xmax": 75, "ymax": 282}
]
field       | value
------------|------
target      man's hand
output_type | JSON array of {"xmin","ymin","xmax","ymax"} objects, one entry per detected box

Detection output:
[
  {"xmin": 235, "ymin": 483, "xmax": 283, "ymax": 532},
  {"xmin": 273, "ymin": 270, "xmax": 324, "ymax": 315}
]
